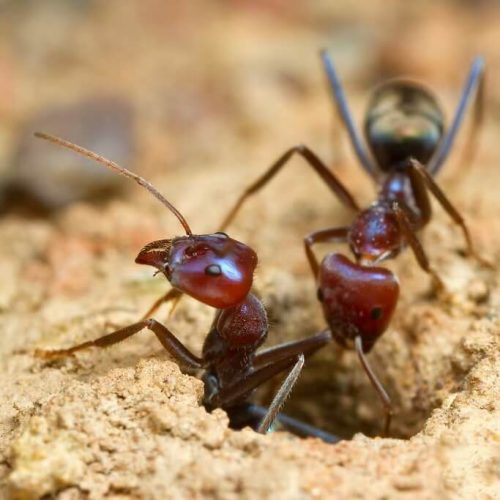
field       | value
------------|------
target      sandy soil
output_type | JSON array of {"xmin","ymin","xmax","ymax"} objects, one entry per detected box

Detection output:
[{"xmin": 0, "ymin": 1, "xmax": 499, "ymax": 498}]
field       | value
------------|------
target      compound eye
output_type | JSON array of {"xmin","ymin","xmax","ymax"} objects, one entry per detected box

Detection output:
[
  {"xmin": 205, "ymin": 264, "xmax": 222, "ymax": 277},
  {"xmin": 370, "ymin": 307, "xmax": 383, "ymax": 320}
]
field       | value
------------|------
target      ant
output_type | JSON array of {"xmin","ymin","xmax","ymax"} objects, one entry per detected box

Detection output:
[
  {"xmin": 33, "ymin": 132, "xmax": 338, "ymax": 443},
  {"xmin": 218, "ymin": 50, "xmax": 488, "ymax": 435}
]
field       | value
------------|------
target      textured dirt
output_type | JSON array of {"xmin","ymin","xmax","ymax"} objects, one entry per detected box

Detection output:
[{"xmin": 0, "ymin": 1, "xmax": 499, "ymax": 499}]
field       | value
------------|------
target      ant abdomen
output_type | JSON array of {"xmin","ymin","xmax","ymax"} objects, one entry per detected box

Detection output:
[
  {"xmin": 317, "ymin": 253, "xmax": 399, "ymax": 353},
  {"xmin": 364, "ymin": 81, "xmax": 444, "ymax": 169}
]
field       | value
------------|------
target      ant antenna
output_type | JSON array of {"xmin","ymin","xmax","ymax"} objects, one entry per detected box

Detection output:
[{"xmin": 34, "ymin": 132, "xmax": 193, "ymax": 236}]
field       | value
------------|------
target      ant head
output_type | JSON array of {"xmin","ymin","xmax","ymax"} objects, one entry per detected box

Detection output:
[
  {"xmin": 348, "ymin": 206, "xmax": 402, "ymax": 264},
  {"xmin": 317, "ymin": 253, "xmax": 399, "ymax": 352},
  {"xmin": 136, "ymin": 233, "xmax": 257, "ymax": 309},
  {"xmin": 33, "ymin": 133, "xmax": 258, "ymax": 310}
]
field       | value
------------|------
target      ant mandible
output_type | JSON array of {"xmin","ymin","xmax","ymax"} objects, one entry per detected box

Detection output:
[
  {"xmin": 33, "ymin": 132, "xmax": 337, "ymax": 442},
  {"xmin": 219, "ymin": 50, "xmax": 488, "ymax": 435}
]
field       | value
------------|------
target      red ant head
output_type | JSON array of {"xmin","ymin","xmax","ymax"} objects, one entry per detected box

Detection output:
[
  {"xmin": 318, "ymin": 253, "xmax": 399, "ymax": 353},
  {"xmin": 31, "ymin": 133, "xmax": 258, "ymax": 310},
  {"xmin": 348, "ymin": 206, "xmax": 402, "ymax": 264},
  {"xmin": 136, "ymin": 232, "xmax": 257, "ymax": 309}
]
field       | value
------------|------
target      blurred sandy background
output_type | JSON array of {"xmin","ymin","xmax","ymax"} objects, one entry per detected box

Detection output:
[
  {"xmin": 0, "ymin": 1, "xmax": 499, "ymax": 498},
  {"xmin": 2, "ymin": 1, "xmax": 500, "ymax": 211}
]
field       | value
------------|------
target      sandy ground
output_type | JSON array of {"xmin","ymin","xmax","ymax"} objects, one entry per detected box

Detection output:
[{"xmin": 0, "ymin": 1, "xmax": 499, "ymax": 498}]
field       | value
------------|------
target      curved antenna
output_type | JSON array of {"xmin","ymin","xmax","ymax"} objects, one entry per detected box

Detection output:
[{"xmin": 34, "ymin": 132, "xmax": 192, "ymax": 236}]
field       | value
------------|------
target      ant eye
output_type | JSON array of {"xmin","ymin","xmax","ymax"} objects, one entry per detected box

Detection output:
[
  {"xmin": 370, "ymin": 307, "xmax": 383, "ymax": 320},
  {"xmin": 317, "ymin": 288, "xmax": 324, "ymax": 302},
  {"xmin": 205, "ymin": 264, "xmax": 222, "ymax": 276}
]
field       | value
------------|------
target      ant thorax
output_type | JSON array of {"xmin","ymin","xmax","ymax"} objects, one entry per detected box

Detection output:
[
  {"xmin": 379, "ymin": 169, "xmax": 432, "ymax": 228},
  {"xmin": 347, "ymin": 205, "xmax": 402, "ymax": 264},
  {"xmin": 202, "ymin": 293, "xmax": 268, "ymax": 398}
]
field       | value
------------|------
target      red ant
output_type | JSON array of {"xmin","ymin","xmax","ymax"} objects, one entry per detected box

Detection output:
[
  {"xmin": 219, "ymin": 50, "xmax": 488, "ymax": 435},
  {"xmin": 33, "ymin": 132, "xmax": 337, "ymax": 442}
]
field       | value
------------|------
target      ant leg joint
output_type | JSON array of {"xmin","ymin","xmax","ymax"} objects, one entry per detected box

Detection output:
[{"xmin": 145, "ymin": 318, "xmax": 168, "ymax": 329}]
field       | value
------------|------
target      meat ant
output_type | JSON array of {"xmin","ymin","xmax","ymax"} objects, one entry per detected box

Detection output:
[
  {"xmin": 219, "ymin": 51, "xmax": 488, "ymax": 435},
  {"xmin": 33, "ymin": 132, "xmax": 338, "ymax": 442}
]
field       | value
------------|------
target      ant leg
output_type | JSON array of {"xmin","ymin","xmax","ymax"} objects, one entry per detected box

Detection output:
[
  {"xmin": 219, "ymin": 330, "xmax": 333, "ymax": 431},
  {"xmin": 34, "ymin": 321, "xmax": 151, "ymax": 359},
  {"xmin": 330, "ymin": 103, "xmax": 346, "ymax": 169},
  {"xmin": 428, "ymin": 56, "xmax": 485, "ymax": 175},
  {"xmin": 304, "ymin": 227, "xmax": 349, "ymax": 278},
  {"xmin": 253, "ymin": 330, "xmax": 331, "ymax": 433},
  {"xmin": 253, "ymin": 329, "xmax": 331, "ymax": 368},
  {"xmin": 140, "ymin": 288, "xmax": 183, "ymax": 320},
  {"xmin": 227, "ymin": 403, "xmax": 340, "ymax": 442},
  {"xmin": 320, "ymin": 49, "xmax": 379, "ymax": 179},
  {"xmin": 145, "ymin": 319, "xmax": 203, "ymax": 367},
  {"xmin": 242, "ymin": 404, "xmax": 339, "ymax": 442},
  {"xmin": 219, "ymin": 145, "xmax": 359, "ymax": 231},
  {"xmin": 35, "ymin": 319, "xmax": 203, "ymax": 369},
  {"xmin": 392, "ymin": 202, "xmax": 445, "ymax": 291},
  {"xmin": 354, "ymin": 336, "xmax": 392, "ymax": 436},
  {"xmin": 257, "ymin": 354, "xmax": 305, "ymax": 434},
  {"xmin": 409, "ymin": 160, "xmax": 492, "ymax": 267},
  {"xmin": 215, "ymin": 354, "xmax": 304, "ymax": 410},
  {"xmin": 456, "ymin": 60, "xmax": 484, "ymax": 177}
]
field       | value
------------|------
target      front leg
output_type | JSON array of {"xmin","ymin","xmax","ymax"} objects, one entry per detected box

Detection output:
[
  {"xmin": 35, "ymin": 318, "xmax": 203, "ymax": 370},
  {"xmin": 140, "ymin": 288, "xmax": 183, "ymax": 320},
  {"xmin": 304, "ymin": 227, "xmax": 349, "ymax": 278},
  {"xmin": 257, "ymin": 354, "xmax": 305, "ymax": 434},
  {"xmin": 354, "ymin": 336, "xmax": 392, "ymax": 437},
  {"xmin": 253, "ymin": 329, "xmax": 332, "ymax": 368}
]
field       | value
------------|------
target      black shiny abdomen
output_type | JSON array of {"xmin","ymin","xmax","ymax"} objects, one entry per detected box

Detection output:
[{"xmin": 364, "ymin": 81, "xmax": 444, "ymax": 170}]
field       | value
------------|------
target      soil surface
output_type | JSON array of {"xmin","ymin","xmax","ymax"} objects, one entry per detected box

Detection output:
[{"xmin": 0, "ymin": 2, "xmax": 499, "ymax": 499}]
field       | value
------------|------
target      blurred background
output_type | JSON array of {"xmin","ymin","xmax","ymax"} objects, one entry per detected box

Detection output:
[
  {"xmin": 1, "ymin": 0, "xmax": 499, "ymax": 216},
  {"xmin": 1, "ymin": 0, "xmax": 499, "ymax": 439}
]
